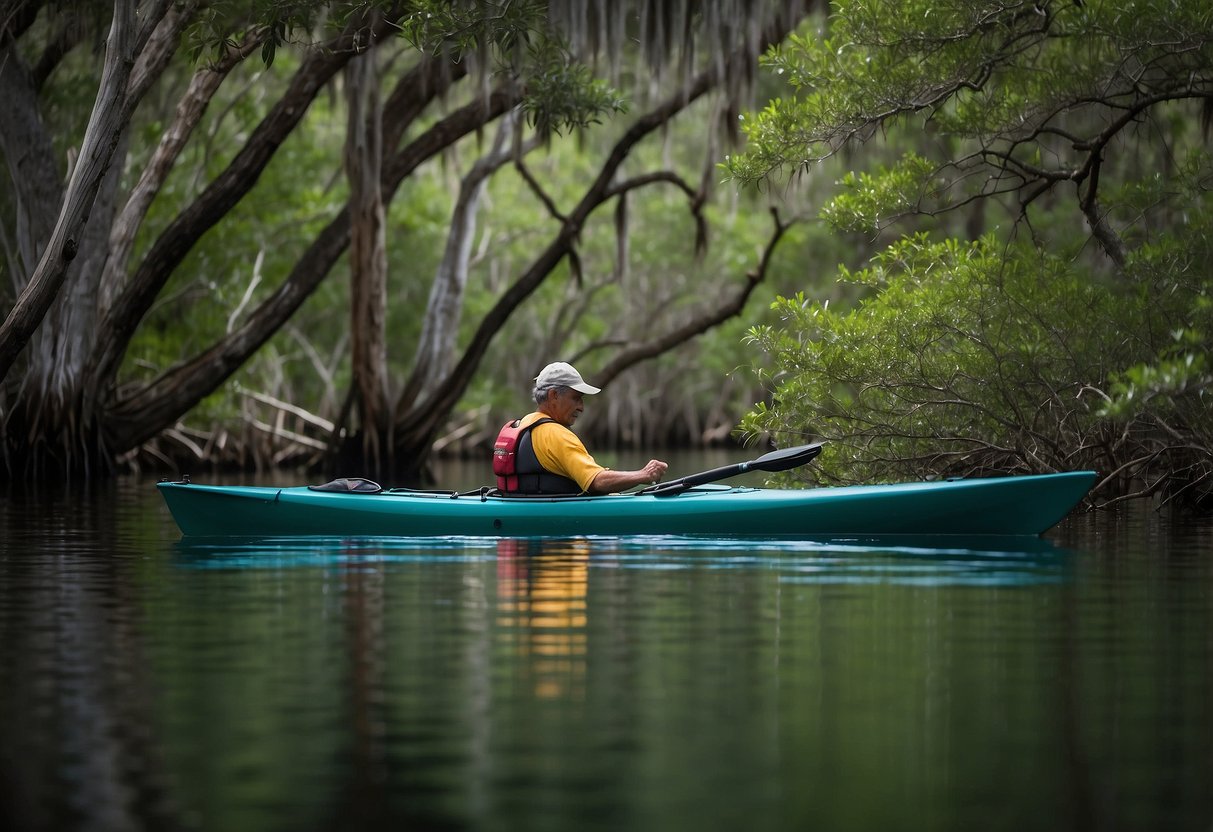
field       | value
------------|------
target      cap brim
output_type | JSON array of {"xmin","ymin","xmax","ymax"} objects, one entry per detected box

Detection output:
[{"xmin": 571, "ymin": 382, "xmax": 601, "ymax": 395}]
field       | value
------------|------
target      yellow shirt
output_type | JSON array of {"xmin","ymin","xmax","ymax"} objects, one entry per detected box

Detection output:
[{"xmin": 519, "ymin": 411, "xmax": 605, "ymax": 493}]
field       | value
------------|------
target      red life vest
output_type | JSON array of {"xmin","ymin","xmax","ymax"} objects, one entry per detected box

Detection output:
[{"xmin": 492, "ymin": 417, "xmax": 581, "ymax": 494}]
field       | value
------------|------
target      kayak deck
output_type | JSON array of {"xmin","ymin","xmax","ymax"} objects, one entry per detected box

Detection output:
[{"xmin": 158, "ymin": 471, "xmax": 1097, "ymax": 538}]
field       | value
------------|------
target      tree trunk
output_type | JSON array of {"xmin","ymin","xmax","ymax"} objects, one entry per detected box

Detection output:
[
  {"xmin": 343, "ymin": 36, "xmax": 392, "ymax": 474},
  {"xmin": 397, "ymin": 109, "xmax": 528, "ymax": 413},
  {"xmin": 0, "ymin": 1, "xmax": 184, "ymax": 474},
  {"xmin": 98, "ymin": 26, "xmax": 263, "ymax": 317},
  {"xmin": 0, "ymin": 40, "xmax": 62, "ymax": 294},
  {"xmin": 0, "ymin": 0, "xmax": 139, "ymax": 383}
]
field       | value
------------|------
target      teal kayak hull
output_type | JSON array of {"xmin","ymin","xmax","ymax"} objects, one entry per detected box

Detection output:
[{"xmin": 157, "ymin": 471, "xmax": 1096, "ymax": 538}]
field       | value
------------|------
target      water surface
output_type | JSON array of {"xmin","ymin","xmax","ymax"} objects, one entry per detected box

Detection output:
[{"xmin": 1, "ymin": 477, "xmax": 1210, "ymax": 831}]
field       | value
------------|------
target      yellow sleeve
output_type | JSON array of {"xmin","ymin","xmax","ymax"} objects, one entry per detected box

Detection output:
[{"xmin": 528, "ymin": 418, "xmax": 605, "ymax": 493}]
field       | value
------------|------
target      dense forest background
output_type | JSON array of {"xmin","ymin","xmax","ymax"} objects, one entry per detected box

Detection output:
[{"xmin": 2, "ymin": 0, "xmax": 1210, "ymax": 507}]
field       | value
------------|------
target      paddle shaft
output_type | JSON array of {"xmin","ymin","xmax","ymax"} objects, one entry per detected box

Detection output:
[{"xmin": 641, "ymin": 442, "xmax": 823, "ymax": 496}]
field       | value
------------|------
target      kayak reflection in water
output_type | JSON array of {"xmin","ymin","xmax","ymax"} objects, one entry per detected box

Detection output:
[{"xmin": 494, "ymin": 361, "xmax": 668, "ymax": 495}]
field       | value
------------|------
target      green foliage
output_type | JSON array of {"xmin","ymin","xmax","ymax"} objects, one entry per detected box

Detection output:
[
  {"xmin": 401, "ymin": 0, "xmax": 627, "ymax": 137},
  {"xmin": 723, "ymin": 0, "xmax": 1213, "ymax": 505},
  {"xmin": 400, "ymin": 0, "xmax": 549, "ymax": 58},
  {"xmin": 1103, "ymin": 350, "xmax": 1210, "ymax": 419},
  {"xmin": 520, "ymin": 50, "xmax": 628, "ymax": 135},
  {"xmin": 725, "ymin": 0, "xmax": 1213, "ymax": 236},
  {"xmin": 1096, "ymin": 171, "xmax": 1213, "ymax": 439},
  {"xmin": 743, "ymin": 234, "xmax": 1103, "ymax": 481},
  {"xmin": 820, "ymin": 154, "xmax": 938, "ymax": 235},
  {"xmin": 740, "ymin": 229, "xmax": 1213, "ymax": 503},
  {"xmin": 186, "ymin": 1, "xmax": 332, "ymax": 64}
]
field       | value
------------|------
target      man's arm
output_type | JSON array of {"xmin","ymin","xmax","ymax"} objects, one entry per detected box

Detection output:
[{"xmin": 587, "ymin": 460, "xmax": 668, "ymax": 494}]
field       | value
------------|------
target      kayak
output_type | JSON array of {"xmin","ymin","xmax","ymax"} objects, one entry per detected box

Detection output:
[{"xmin": 156, "ymin": 470, "xmax": 1096, "ymax": 538}]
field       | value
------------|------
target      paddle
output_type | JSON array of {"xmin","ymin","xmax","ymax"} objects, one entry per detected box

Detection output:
[{"xmin": 639, "ymin": 441, "xmax": 824, "ymax": 497}]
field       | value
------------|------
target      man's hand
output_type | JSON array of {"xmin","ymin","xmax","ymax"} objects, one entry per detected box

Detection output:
[{"xmin": 639, "ymin": 459, "xmax": 668, "ymax": 484}]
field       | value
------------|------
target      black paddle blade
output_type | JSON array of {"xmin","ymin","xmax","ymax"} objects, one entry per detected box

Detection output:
[
  {"xmin": 641, "ymin": 442, "xmax": 823, "ymax": 496},
  {"xmin": 750, "ymin": 442, "xmax": 825, "ymax": 473}
]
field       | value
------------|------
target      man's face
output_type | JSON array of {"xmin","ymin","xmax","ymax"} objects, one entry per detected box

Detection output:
[{"xmin": 546, "ymin": 387, "xmax": 585, "ymax": 426}]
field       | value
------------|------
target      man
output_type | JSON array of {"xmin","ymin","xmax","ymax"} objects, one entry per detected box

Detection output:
[{"xmin": 499, "ymin": 361, "xmax": 668, "ymax": 495}]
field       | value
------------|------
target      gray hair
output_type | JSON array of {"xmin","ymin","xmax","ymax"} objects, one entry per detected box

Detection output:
[{"xmin": 533, "ymin": 384, "xmax": 565, "ymax": 405}]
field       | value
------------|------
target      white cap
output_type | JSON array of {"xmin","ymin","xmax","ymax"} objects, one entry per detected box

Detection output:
[{"xmin": 535, "ymin": 361, "xmax": 601, "ymax": 394}]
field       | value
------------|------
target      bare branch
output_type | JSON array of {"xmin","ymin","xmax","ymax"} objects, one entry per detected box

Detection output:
[
  {"xmin": 595, "ymin": 209, "xmax": 794, "ymax": 387},
  {"xmin": 514, "ymin": 158, "xmax": 567, "ymax": 222}
]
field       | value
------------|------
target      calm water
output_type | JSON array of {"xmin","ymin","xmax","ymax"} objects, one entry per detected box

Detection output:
[{"xmin": 1, "ymin": 471, "xmax": 1211, "ymax": 832}]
